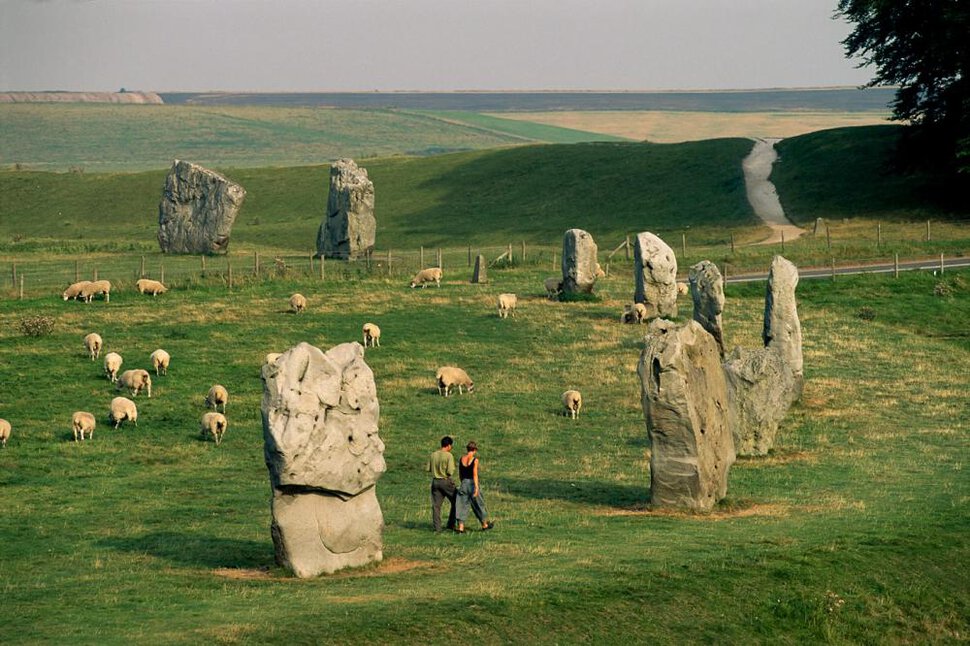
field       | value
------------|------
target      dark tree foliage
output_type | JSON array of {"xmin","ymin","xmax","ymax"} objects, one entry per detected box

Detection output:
[{"xmin": 837, "ymin": 0, "xmax": 969, "ymax": 175}]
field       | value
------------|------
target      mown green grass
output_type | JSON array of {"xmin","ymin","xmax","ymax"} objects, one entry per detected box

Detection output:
[{"xmin": 0, "ymin": 267, "xmax": 967, "ymax": 644}]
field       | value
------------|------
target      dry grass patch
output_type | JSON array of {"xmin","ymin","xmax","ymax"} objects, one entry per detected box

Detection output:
[{"xmin": 596, "ymin": 502, "xmax": 792, "ymax": 520}]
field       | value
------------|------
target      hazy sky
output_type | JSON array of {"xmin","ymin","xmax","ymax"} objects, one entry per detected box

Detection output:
[{"xmin": 0, "ymin": 0, "xmax": 871, "ymax": 92}]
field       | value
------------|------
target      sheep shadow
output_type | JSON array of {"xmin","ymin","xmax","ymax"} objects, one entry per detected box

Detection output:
[
  {"xmin": 97, "ymin": 531, "xmax": 271, "ymax": 570},
  {"xmin": 495, "ymin": 476, "xmax": 648, "ymax": 508}
]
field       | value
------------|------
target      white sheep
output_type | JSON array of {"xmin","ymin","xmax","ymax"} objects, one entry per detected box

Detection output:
[
  {"xmin": 72, "ymin": 411, "xmax": 96, "ymax": 441},
  {"xmin": 200, "ymin": 412, "xmax": 228, "ymax": 445},
  {"xmin": 410, "ymin": 267, "xmax": 442, "ymax": 288},
  {"xmin": 0, "ymin": 418, "xmax": 10, "ymax": 447},
  {"xmin": 109, "ymin": 397, "xmax": 137, "ymax": 429},
  {"xmin": 90, "ymin": 279, "xmax": 112, "ymax": 302},
  {"xmin": 150, "ymin": 349, "xmax": 170, "ymax": 376},
  {"xmin": 205, "ymin": 384, "xmax": 229, "ymax": 413},
  {"xmin": 289, "ymin": 293, "xmax": 307, "ymax": 313},
  {"xmin": 544, "ymin": 277, "xmax": 563, "ymax": 300},
  {"xmin": 497, "ymin": 293, "xmax": 517, "ymax": 319},
  {"xmin": 118, "ymin": 369, "xmax": 152, "ymax": 398},
  {"xmin": 562, "ymin": 390, "xmax": 583, "ymax": 419},
  {"xmin": 676, "ymin": 282, "xmax": 690, "ymax": 297},
  {"xmin": 136, "ymin": 278, "xmax": 168, "ymax": 296},
  {"xmin": 362, "ymin": 322, "xmax": 381, "ymax": 347},
  {"xmin": 83, "ymin": 333, "xmax": 103, "ymax": 360},
  {"xmin": 103, "ymin": 352, "xmax": 123, "ymax": 383},
  {"xmin": 622, "ymin": 302, "xmax": 649, "ymax": 324},
  {"xmin": 62, "ymin": 280, "xmax": 93, "ymax": 301},
  {"xmin": 436, "ymin": 366, "xmax": 474, "ymax": 397}
]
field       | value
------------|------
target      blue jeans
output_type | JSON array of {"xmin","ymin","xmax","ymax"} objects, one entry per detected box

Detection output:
[{"xmin": 456, "ymin": 478, "xmax": 489, "ymax": 525}]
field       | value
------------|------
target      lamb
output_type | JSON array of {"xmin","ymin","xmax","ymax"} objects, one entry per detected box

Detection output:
[
  {"xmin": 205, "ymin": 384, "xmax": 229, "ymax": 413},
  {"xmin": 497, "ymin": 293, "xmax": 517, "ymax": 319},
  {"xmin": 562, "ymin": 390, "xmax": 583, "ymax": 419},
  {"xmin": 289, "ymin": 293, "xmax": 307, "ymax": 313},
  {"xmin": 118, "ymin": 369, "xmax": 152, "ymax": 398},
  {"xmin": 621, "ymin": 302, "xmax": 649, "ymax": 324},
  {"xmin": 410, "ymin": 267, "xmax": 442, "ymax": 288},
  {"xmin": 103, "ymin": 352, "xmax": 123, "ymax": 383},
  {"xmin": 109, "ymin": 397, "xmax": 137, "ymax": 429},
  {"xmin": 544, "ymin": 277, "xmax": 563, "ymax": 300},
  {"xmin": 676, "ymin": 282, "xmax": 690, "ymax": 297},
  {"xmin": 0, "ymin": 418, "xmax": 10, "ymax": 447},
  {"xmin": 362, "ymin": 322, "xmax": 381, "ymax": 347},
  {"xmin": 135, "ymin": 278, "xmax": 167, "ymax": 296},
  {"xmin": 90, "ymin": 279, "xmax": 112, "ymax": 302},
  {"xmin": 62, "ymin": 280, "xmax": 93, "ymax": 301},
  {"xmin": 200, "ymin": 412, "xmax": 228, "ymax": 445},
  {"xmin": 150, "ymin": 349, "xmax": 170, "ymax": 376},
  {"xmin": 72, "ymin": 411, "xmax": 96, "ymax": 441},
  {"xmin": 436, "ymin": 366, "xmax": 474, "ymax": 397},
  {"xmin": 83, "ymin": 333, "xmax": 103, "ymax": 360}
]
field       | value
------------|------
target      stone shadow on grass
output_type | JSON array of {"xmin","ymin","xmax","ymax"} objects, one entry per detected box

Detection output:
[
  {"xmin": 98, "ymin": 531, "xmax": 271, "ymax": 569},
  {"xmin": 496, "ymin": 477, "xmax": 648, "ymax": 508}
]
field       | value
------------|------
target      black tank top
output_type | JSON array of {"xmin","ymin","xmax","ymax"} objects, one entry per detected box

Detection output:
[{"xmin": 459, "ymin": 457, "xmax": 476, "ymax": 480}]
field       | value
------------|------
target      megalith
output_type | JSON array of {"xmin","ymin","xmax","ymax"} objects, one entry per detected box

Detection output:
[
  {"xmin": 689, "ymin": 260, "xmax": 725, "ymax": 356},
  {"xmin": 316, "ymin": 159, "xmax": 376, "ymax": 260},
  {"xmin": 561, "ymin": 228, "xmax": 599, "ymax": 294},
  {"xmin": 763, "ymin": 255, "xmax": 803, "ymax": 383},
  {"xmin": 261, "ymin": 341, "xmax": 385, "ymax": 577},
  {"xmin": 637, "ymin": 319, "xmax": 735, "ymax": 512},
  {"xmin": 633, "ymin": 232, "xmax": 678, "ymax": 319},
  {"xmin": 157, "ymin": 160, "xmax": 246, "ymax": 254},
  {"xmin": 471, "ymin": 254, "xmax": 487, "ymax": 284}
]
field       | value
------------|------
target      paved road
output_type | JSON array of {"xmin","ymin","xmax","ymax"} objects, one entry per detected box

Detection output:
[{"xmin": 725, "ymin": 256, "xmax": 970, "ymax": 284}]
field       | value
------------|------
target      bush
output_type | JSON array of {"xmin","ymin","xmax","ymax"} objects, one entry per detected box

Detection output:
[
  {"xmin": 857, "ymin": 306, "xmax": 876, "ymax": 321},
  {"xmin": 934, "ymin": 281, "xmax": 953, "ymax": 298},
  {"xmin": 19, "ymin": 315, "xmax": 54, "ymax": 337}
]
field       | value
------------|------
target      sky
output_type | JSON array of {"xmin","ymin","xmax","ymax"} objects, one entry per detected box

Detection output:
[{"xmin": 0, "ymin": 0, "xmax": 872, "ymax": 92}]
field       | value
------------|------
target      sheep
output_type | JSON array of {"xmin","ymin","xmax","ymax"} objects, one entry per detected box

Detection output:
[
  {"xmin": 150, "ymin": 349, "xmax": 170, "ymax": 376},
  {"xmin": 109, "ymin": 397, "xmax": 137, "ymax": 429},
  {"xmin": 90, "ymin": 279, "xmax": 112, "ymax": 302},
  {"xmin": 200, "ymin": 412, "xmax": 228, "ymax": 445},
  {"xmin": 205, "ymin": 384, "xmax": 229, "ymax": 413},
  {"xmin": 595, "ymin": 263, "xmax": 606, "ymax": 278},
  {"xmin": 118, "ymin": 369, "xmax": 152, "ymax": 398},
  {"xmin": 62, "ymin": 280, "xmax": 93, "ymax": 301},
  {"xmin": 410, "ymin": 267, "xmax": 442, "ymax": 288},
  {"xmin": 72, "ymin": 411, "xmax": 96, "ymax": 441},
  {"xmin": 544, "ymin": 277, "xmax": 563, "ymax": 300},
  {"xmin": 497, "ymin": 293, "xmax": 517, "ymax": 319},
  {"xmin": 622, "ymin": 302, "xmax": 649, "ymax": 324},
  {"xmin": 289, "ymin": 293, "xmax": 307, "ymax": 313},
  {"xmin": 0, "ymin": 418, "xmax": 10, "ymax": 447},
  {"xmin": 436, "ymin": 366, "xmax": 474, "ymax": 397},
  {"xmin": 83, "ymin": 333, "xmax": 103, "ymax": 360},
  {"xmin": 78, "ymin": 281, "xmax": 102, "ymax": 303},
  {"xmin": 264, "ymin": 352, "xmax": 282, "ymax": 365},
  {"xmin": 562, "ymin": 390, "xmax": 583, "ymax": 419},
  {"xmin": 362, "ymin": 322, "xmax": 381, "ymax": 348},
  {"xmin": 103, "ymin": 352, "xmax": 123, "ymax": 383},
  {"xmin": 676, "ymin": 282, "xmax": 690, "ymax": 297},
  {"xmin": 135, "ymin": 278, "xmax": 167, "ymax": 296}
]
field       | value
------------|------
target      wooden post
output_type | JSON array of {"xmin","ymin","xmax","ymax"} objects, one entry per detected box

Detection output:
[
  {"xmin": 202, "ymin": 255, "xmax": 206, "ymax": 274},
  {"xmin": 830, "ymin": 257, "xmax": 836, "ymax": 280},
  {"xmin": 93, "ymin": 267, "xmax": 98, "ymax": 281},
  {"xmin": 254, "ymin": 251, "xmax": 260, "ymax": 276},
  {"xmin": 468, "ymin": 246, "xmax": 472, "ymax": 267},
  {"xmin": 19, "ymin": 275, "xmax": 24, "ymax": 300},
  {"xmin": 940, "ymin": 253, "xmax": 945, "ymax": 275},
  {"xmin": 605, "ymin": 261, "xmax": 610, "ymax": 277},
  {"xmin": 11, "ymin": 263, "xmax": 16, "ymax": 288},
  {"xmin": 140, "ymin": 255, "xmax": 146, "ymax": 277},
  {"xmin": 228, "ymin": 256, "xmax": 233, "ymax": 290},
  {"xmin": 877, "ymin": 223, "xmax": 882, "ymax": 247},
  {"xmin": 420, "ymin": 246, "xmax": 424, "ymax": 267},
  {"xmin": 826, "ymin": 226, "xmax": 831, "ymax": 251},
  {"xmin": 681, "ymin": 232, "xmax": 687, "ymax": 259},
  {"xmin": 926, "ymin": 220, "xmax": 931, "ymax": 241},
  {"xmin": 436, "ymin": 248, "xmax": 442, "ymax": 269},
  {"xmin": 625, "ymin": 235, "xmax": 631, "ymax": 260},
  {"xmin": 894, "ymin": 253, "xmax": 899, "ymax": 278},
  {"xmin": 730, "ymin": 233, "xmax": 735, "ymax": 254},
  {"xmin": 507, "ymin": 243, "xmax": 513, "ymax": 264},
  {"xmin": 553, "ymin": 252, "xmax": 558, "ymax": 271},
  {"xmin": 160, "ymin": 264, "xmax": 165, "ymax": 284},
  {"xmin": 781, "ymin": 231, "xmax": 785, "ymax": 253},
  {"xmin": 74, "ymin": 260, "xmax": 79, "ymax": 282},
  {"xmin": 521, "ymin": 241, "xmax": 526, "ymax": 264},
  {"xmin": 319, "ymin": 255, "xmax": 325, "ymax": 281},
  {"xmin": 387, "ymin": 248, "xmax": 392, "ymax": 272}
]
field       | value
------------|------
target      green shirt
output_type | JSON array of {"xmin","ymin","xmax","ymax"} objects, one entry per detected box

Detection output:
[{"xmin": 428, "ymin": 448, "xmax": 455, "ymax": 479}]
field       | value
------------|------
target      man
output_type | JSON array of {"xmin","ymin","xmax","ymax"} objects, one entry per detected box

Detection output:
[{"xmin": 428, "ymin": 435, "xmax": 457, "ymax": 532}]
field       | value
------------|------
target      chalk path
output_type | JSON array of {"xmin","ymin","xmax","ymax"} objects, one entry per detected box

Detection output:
[{"xmin": 742, "ymin": 138, "xmax": 806, "ymax": 245}]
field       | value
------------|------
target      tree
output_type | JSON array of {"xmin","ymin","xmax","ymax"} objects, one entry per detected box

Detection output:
[{"xmin": 837, "ymin": 0, "xmax": 969, "ymax": 174}]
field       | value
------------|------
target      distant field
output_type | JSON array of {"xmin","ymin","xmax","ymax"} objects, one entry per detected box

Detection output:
[{"xmin": 415, "ymin": 111, "xmax": 631, "ymax": 144}]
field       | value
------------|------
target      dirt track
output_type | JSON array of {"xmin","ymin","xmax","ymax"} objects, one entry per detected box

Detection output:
[{"xmin": 742, "ymin": 138, "xmax": 805, "ymax": 245}]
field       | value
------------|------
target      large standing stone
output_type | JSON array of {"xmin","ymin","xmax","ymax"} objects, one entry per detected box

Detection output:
[
  {"xmin": 633, "ymin": 232, "xmax": 678, "ymax": 319},
  {"xmin": 689, "ymin": 261, "xmax": 725, "ymax": 356},
  {"xmin": 637, "ymin": 319, "xmax": 735, "ymax": 512},
  {"xmin": 723, "ymin": 347, "xmax": 798, "ymax": 456},
  {"xmin": 764, "ymin": 255, "xmax": 803, "ymax": 381},
  {"xmin": 471, "ymin": 254, "xmax": 487, "ymax": 284},
  {"xmin": 261, "ymin": 341, "xmax": 385, "ymax": 577},
  {"xmin": 157, "ymin": 160, "xmax": 246, "ymax": 254},
  {"xmin": 561, "ymin": 229, "xmax": 599, "ymax": 294},
  {"xmin": 316, "ymin": 159, "xmax": 376, "ymax": 260}
]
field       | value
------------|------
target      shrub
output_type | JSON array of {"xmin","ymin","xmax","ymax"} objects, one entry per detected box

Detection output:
[
  {"xmin": 934, "ymin": 281, "xmax": 953, "ymax": 298},
  {"xmin": 19, "ymin": 315, "xmax": 54, "ymax": 337},
  {"xmin": 857, "ymin": 306, "xmax": 876, "ymax": 321}
]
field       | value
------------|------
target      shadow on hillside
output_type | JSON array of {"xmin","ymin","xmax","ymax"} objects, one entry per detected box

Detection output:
[
  {"xmin": 98, "ymin": 531, "xmax": 271, "ymax": 569},
  {"xmin": 496, "ymin": 476, "xmax": 648, "ymax": 508}
]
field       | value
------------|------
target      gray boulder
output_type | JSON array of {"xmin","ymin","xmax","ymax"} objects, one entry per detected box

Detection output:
[
  {"xmin": 689, "ymin": 261, "xmax": 725, "ymax": 356},
  {"xmin": 317, "ymin": 159, "xmax": 376, "ymax": 260},
  {"xmin": 723, "ymin": 346, "xmax": 798, "ymax": 457},
  {"xmin": 157, "ymin": 160, "xmax": 246, "ymax": 254},
  {"xmin": 633, "ymin": 232, "xmax": 678, "ymax": 319},
  {"xmin": 638, "ymin": 319, "xmax": 735, "ymax": 512},
  {"xmin": 764, "ymin": 255, "xmax": 803, "ymax": 380},
  {"xmin": 261, "ymin": 341, "xmax": 385, "ymax": 577},
  {"xmin": 561, "ymin": 228, "xmax": 599, "ymax": 294}
]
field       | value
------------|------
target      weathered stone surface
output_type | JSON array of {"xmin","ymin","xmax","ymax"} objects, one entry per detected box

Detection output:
[
  {"xmin": 316, "ymin": 159, "xmax": 376, "ymax": 260},
  {"xmin": 471, "ymin": 254, "xmax": 487, "ymax": 283},
  {"xmin": 637, "ymin": 319, "xmax": 735, "ymax": 512},
  {"xmin": 723, "ymin": 346, "xmax": 798, "ymax": 456},
  {"xmin": 561, "ymin": 228, "xmax": 599, "ymax": 293},
  {"xmin": 633, "ymin": 232, "xmax": 678, "ymax": 319},
  {"xmin": 689, "ymin": 261, "xmax": 725, "ymax": 356},
  {"xmin": 764, "ymin": 255, "xmax": 803, "ymax": 380},
  {"xmin": 261, "ymin": 341, "xmax": 385, "ymax": 577},
  {"xmin": 157, "ymin": 160, "xmax": 246, "ymax": 254}
]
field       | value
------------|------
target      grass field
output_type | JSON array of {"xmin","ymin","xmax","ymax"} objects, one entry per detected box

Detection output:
[{"xmin": 415, "ymin": 111, "xmax": 632, "ymax": 144}]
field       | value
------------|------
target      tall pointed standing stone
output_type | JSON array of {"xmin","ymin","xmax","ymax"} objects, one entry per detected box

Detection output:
[
  {"xmin": 316, "ymin": 159, "xmax": 376, "ymax": 260},
  {"xmin": 471, "ymin": 254, "xmax": 487, "ymax": 283},
  {"xmin": 157, "ymin": 160, "xmax": 246, "ymax": 254},
  {"xmin": 633, "ymin": 232, "xmax": 677, "ymax": 319},
  {"xmin": 763, "ymin": 255, "xmax": 803, "ymax": 383},
  {"xmin": 689, "ymin": 260, "xmax": 725, "ymax": 356},
  {"xmin": 561, "ymin": 229, "xmax": 599, "ymax": 294}
]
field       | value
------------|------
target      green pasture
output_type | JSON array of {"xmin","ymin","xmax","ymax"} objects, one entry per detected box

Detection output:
[{"xmin": 414, "ymin": 110, "xmax": 632, "ymax": 144}]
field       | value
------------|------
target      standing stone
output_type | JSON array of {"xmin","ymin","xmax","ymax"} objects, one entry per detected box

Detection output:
[
  {"xmin": 157, "ymin": 160, "xmax": 246, "ymax": 254},
  {"xmin": 633, "ymin": 232, "xmax": 678, "ymax": 319},
  {"xmin": 561, "ymin": 229, "xmax": 599, "ymax": 294},
  {"xmin": 723, "ymin": 347, "xmax": 797, "ymax": 456},
  {"xmin": 689, "ymin": 260, "xmax": 725, "ymax": 356},
  {"xmin": 764, "ymin": 255, "xmax": 803, "ymax": 382},
  {"xmin": 471, "ymin": 254, "xmax": 487, "ymax": 283},
  {"xmin": 261, "ymin": 341, "xmax": 385, "ymax": 577},
  {"xmin": 637, "ymin": 319, "xmax": 735, "ymax": 512},
  {"xmin": 316, "ymin": 159, "xmax": 375, "ymax": 260}
]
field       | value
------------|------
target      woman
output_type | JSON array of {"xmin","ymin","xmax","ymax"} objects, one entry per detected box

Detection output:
[{"xmin": 455, "ymin": 441, "xmax": 494, "ymax": 533}]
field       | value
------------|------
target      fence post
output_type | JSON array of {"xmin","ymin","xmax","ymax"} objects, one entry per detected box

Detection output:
[
  {"xmin": 140, "ymin": 255, "xmax": 146, "ymax": 277},
  {"xmin": 730, "ymin": 233, "xmax": 735, "ymax": 254},
  {"xmin": 521, "ymin": 241, "xmax": 526, "ymax": 264},
  {"xmin": 254, "ymin": 251, "xmax": 260, "ymax": 276},
  {"xmin": 93, "ymin": 267, "xmax": 99, "ymax": 281},
  {"xmin": 20, "ymin": 275, "xmax": 24, "ymax": 300},
  {"xmin": 319, "ymin": 255, "xmax": 325, "ymax": 281},
  {"xmin": 436, "ymin": 248, "xmax": 442, "ymax": 269},
  {"xmin": 926, "ymin": 220, "xmax": 931, "ymax": 242},
  {"xmin": 940, "ymin": 253, "xmax": 945, "ymax": 275},
  {"xmin": 781, "ymin": 231, "xmax": 785, "ymax": 253},
  {"xmin": 228, "ymin": 256, "xmax": 233, "ymax": 290},
  {"xmin": 830, "ymin": 257, "xmax": 836, "ymax": 280},
  {"xmin": 202, "ymin": 255, "xmax": 206, "ymax": 275},
  {"xmin": 681, "ymin": 232, "xmax": 687, "ymax": 260},
  {"xmin": 160, "ymin": 264, "xmax": 165, "ymax": 284},
  {"xmin": 420, "ymin": 246, "xmax": 424, "ymax": 267},
  {"xmin": 625, "ymin": 235, "xmax": 631, "ymax": 260},
  {"xmin": 826, "ymin": 227, "xmax": 831, "ymax": 251},
  {"xmin": 387, "ymin": 248, "xmax": 392, "ymax": 273},
  {"xmin": 877, "ymin": 223, "xmax": 882, "ymax": 247},
  {"xmin": 507, "ymin": 243, "xmax": 513, "ymax": 264},
  {"xmin": 11, "ymin": 263, "xmax": 16, "ymax": 288},
  {"xmin": 74, "ymin": 260, "xmax": 79, "ymax": 282},
  {"xmin": 553, "ymin": 252, "xmax": 558, "ymax": 272},
  {"xmin": 894, "ymin": 253, "xmax": 899, "ymax": 278},
  {"xmin": 467, "ymin": 246, "xmax": 472, "ymax": 267}
]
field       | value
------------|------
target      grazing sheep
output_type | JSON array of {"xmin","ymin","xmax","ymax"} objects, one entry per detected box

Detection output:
[
  {"xmin": 62, "ymin": 280, "xmax": 93, "ymax": 301},
  {"xmin": 90, "ymin": 279, "xmax": 112, "ymax": 302},
  {"xmin": 135, "ymin": 278, "xmax": 167, "ymax": 296},
  {"xmin": 72, "ymin": 411, "xmax": 96, "ymax": 442},
  {"xmin": 103, "ymin": 352, "xmax": 123, "ymax": 383},
  {"xmin": 497, "ymin": 293, "xmax": 517, "ymax": 319},
  {"xmin": 676, "ymin": 282, "xmax": 690, "ymax": 297},
  {"xmin": 150, "ymin": 349, "xmax": 170, "ymax": 376},
  {"xmin": 83, "ymin": 333, "xmax": 103, "ymax": 360},
  {"xmin": 205, "ymin": 384, "xmax": 229, "ymax": 413},
  {"xmin": 289, "ymin": 293, "xmax": 307, "ymax": 313},
  {"xmin": 410, "ymin": 267, "xmax": 443, "ymax": 288},
  {"xmin": 118, "ymin": 369, "xmax": 152, "ymax": 398},
  {"xmin": 621, "ymin": 302, "xmax": 649, "ymax": 324},
  {"xmin": 362, "ymin": 322, "xmax": 381, "ymax": 347},
  {"xmin": 200, "ymin": 412, "xmax": 228, "ymax": 445},
  {"xmin": 436, "ymin": 366, "xmax": 474, "ymax": 397},
  {"xmin": 544, "ymin": 277, "xmax": 563, "ymax": 300},
  {"xmin": 562, "ymin": 390, "xmax": 583, "ymax": 419},
  {"xmin": 0, "ymin": 418, "xmax": 10, "ymax": 447},
  {"xmin": 109, "ymin": 397, "xmax": 137, "ymax": 429},
  {"xmin": 264, "ymin": 352, "xmax": 282, "ymax": 365}
]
